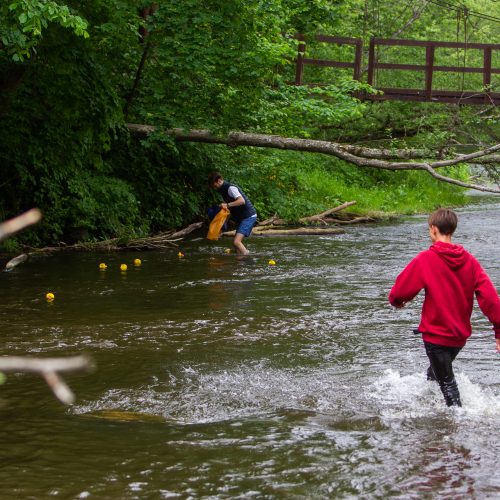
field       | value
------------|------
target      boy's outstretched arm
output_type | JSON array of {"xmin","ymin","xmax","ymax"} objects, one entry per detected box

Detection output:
[
  {"xmin": 473, "ymin": 262, "xmax": 500, "ymax": 350},
  {"xmin": 388, "ymin": 257, "xmax": 425, "ymax": 308}
]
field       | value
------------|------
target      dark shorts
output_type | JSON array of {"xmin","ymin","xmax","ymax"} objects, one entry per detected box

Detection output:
[{"xmin": 236, "ymin": 216, "xmax": 257, "ymax": 237}]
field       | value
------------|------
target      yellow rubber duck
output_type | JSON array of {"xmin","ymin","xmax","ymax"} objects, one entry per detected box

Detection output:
[
  {"xmin": 46, "ymin": 292, "xmax": 55, "ymax": 301},
  {"xmin": 120, "ymin": 263, "xmax": 128, "ymax": 271},
  {"xmin": 133, "ymin": 258, "xmax": 142, "ymax": 266},
  {"xmin": 224, "ymin": 248, "xmax": 232, "ymax": 254},
  {"xmin": 268, "ymin": 259, "xmax": 276, "ymax": 265},
  {"xmin": 99, "ymin": 262, "xmax": 107, "ymax": 270},
  {"xmin": 178, "ymin": 251, "xmax": 185, "ymax": 258}
]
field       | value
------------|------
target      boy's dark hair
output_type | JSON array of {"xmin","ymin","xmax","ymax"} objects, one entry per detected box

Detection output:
[
  {"xmin": 428, "ymin": 208, "xmax": 458, "ymax": 235},
  {"xmin": 207, "ymin": 171, "xmax": 223, "ymax": 186}
]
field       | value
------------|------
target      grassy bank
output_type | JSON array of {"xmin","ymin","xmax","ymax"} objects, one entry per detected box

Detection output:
[{"xmin": 229, "ymin": 149, "xmax": 469, "ymax": 222}]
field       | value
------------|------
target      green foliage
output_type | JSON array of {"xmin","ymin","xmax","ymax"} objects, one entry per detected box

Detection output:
[
  {"xmin": 223, "ymin": 149, "xmax": 467, "ymax": 222},
  {"xmin": 0, "ymin": 0, "xmax": 89, "ymax": 61},
  {"xmin": 254, "ymin": 80, "xmax": 375, "ymax": 136},
  {"xmin": 0, "ymin": 0, "xmax": 495, "ymax": 247}
]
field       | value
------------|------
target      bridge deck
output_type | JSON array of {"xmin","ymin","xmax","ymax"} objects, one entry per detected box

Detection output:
[{"xmin": 294, "ymin": 35, "xmax": 500, "ymax": 105}]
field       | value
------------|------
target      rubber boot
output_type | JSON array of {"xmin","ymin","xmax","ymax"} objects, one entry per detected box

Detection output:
[
  {"xmin": 426, "ymin": 366, "xmax": 437, "ymax": 381},
  {"xmin": 440, "ymin": 378, "xmax": 462, "ymax": 407}
]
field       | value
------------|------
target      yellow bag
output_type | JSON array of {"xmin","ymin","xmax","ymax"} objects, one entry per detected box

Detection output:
[{"xmin": 207, "ymin": 207, "xmax": 230, "ymax": 240}]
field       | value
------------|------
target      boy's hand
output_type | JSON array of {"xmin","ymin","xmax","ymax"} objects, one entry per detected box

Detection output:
[{"xmin": 496, "ymin": 338, "xmax": 500, "ymax": 353}]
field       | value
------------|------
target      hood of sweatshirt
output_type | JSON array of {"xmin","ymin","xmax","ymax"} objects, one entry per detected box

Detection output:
[{"xmin": 429, "ymin": 241, "xmax": 468, "ymax": 270}]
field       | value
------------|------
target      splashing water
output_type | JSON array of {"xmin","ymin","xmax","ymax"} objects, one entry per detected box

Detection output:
[{"xmin": 0, "ymin": 199, "xmax": 499, "ymax": 497}]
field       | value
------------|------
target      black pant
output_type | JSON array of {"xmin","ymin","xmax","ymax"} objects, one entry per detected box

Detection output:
[{"xmin": 424, "ymin": 341, "xmax": 463, "ymax": 407}]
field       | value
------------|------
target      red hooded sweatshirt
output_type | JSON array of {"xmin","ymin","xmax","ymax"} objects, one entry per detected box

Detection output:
[{"xmin": 389, "ymin": 241, "xmax": 500, "ymax": 348}]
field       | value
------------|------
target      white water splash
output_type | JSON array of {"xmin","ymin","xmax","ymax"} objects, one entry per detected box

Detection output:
[
  {"xmin": 370, "ymin": 369, "xmax": 500, "ymax": 421},
  {"xmin": 73, "ymin": 363, "xmax": 354, "ymax": 423},
  {"xmin": 73, "ymin": 363, "xmax": 500, "ymax": 426}
]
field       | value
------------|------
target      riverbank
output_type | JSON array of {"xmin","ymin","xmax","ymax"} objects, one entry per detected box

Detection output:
[{"xmin": 0, "ymin": 144, "xmax": 484, "ymax": 254}]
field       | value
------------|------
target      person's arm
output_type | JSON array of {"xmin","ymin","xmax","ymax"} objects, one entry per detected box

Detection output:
[
  {"xmin": 473, "ymin": 260, "xmax": 500, "ymax": 346},
  {"xmin": 221, "ymin": 196, "xmax": 245, "ymax": 210},
  {"xmin": 220, "ymin": 186, "xmax": 246, "ymax": 210},
  {"xmin": 388, "ymin": 255, "xmax": 425, "ymax": 308}
]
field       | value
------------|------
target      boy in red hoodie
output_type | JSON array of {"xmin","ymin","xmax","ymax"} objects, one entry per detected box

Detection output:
[{"xmin": 389, "ymin": 208, "xmax": 500, "ymax": 407}]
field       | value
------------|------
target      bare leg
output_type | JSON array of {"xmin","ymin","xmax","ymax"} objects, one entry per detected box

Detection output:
[{"xmin": 233, "ymin": 233, "xmax": 249, "ymax": 255}]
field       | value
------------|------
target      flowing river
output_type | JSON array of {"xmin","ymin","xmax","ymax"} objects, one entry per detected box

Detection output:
[{"xmin": 0, "ymin": 199, "xmax": 499, "ymax": 498}]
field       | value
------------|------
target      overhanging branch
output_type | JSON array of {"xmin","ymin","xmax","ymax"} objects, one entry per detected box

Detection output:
[{"xmin": 126, "ymin": 124, "xmax": 500, "ymax": 193}]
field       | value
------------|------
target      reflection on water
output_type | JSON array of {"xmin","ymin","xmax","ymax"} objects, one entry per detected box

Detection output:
[{"xmin": 0, "ymin": 200, "xmax": 499, "ymax": 497}]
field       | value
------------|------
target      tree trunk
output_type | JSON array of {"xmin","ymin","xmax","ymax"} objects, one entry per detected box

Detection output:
[{"xmin": 127, "ymin": 124, "xmax": 500, "ymax": 193}]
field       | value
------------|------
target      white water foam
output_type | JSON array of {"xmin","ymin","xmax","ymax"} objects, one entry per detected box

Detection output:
[
  {"xmin": 73, "ymin": 363, "xmax": 355, "ymax": 423},
  {"xmin": 370, "ymin": 369, "xmax": 500, "ymax": 421},
  {"xmin": 72, "ymin": 364, "xmax": 500, "ymax": 426}
]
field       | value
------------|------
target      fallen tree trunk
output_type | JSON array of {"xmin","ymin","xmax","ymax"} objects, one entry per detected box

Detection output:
[{"xmin": 127, "ymin": 124, "xmax": 500, "ymax": 193}]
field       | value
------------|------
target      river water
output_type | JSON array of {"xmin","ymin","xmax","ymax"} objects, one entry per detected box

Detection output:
[{"xmin": 0, "ymin": 200, "xmax": 499, "ymax": 498}]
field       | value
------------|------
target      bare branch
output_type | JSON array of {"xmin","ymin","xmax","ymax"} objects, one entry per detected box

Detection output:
[
  {"xmin": 465, "ymin": 155, "xmax": 500, "ymax": 164},
  {"xmin": 127, "ymin": 124, "xmax": 500, "ymax": 193},
  {"xmin": 390, "ymin": 1, "xmax": 429, "ymax": 38},
  {"xmin": 0, "ymin": 209, "xmax": 41, "ymax": 242},
  {"xmin": 0, "ymin": 355, "xmax": 95, "ymax": 405},
  {"xmin": 431, "ymin": 143, "xmax": 500, "ymax": 168},
  {"xmin": 4, "ymin": 253, "xmax": 28, "ymax": 272},
  {"xmin": 299, "ymin": 201, "xmax": 357, "ymax": 223},
  {"xmin": 339, "ymin": 145, "xmax": 431, "ymax": 159}
]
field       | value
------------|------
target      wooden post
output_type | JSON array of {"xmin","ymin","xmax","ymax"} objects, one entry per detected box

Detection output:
[
  {"xmin": 354, "ymin": 40, "xmax": 362, "ymax": 81},
  {"xmin": 295, "ymin": 41, "xmax": 306, "ymax": 85},
  {"xmin": 425, "ymin": 44, "xmax": 435, "ymax": 100},
  {"xmin": 483, "ymin": 47, "xmax": 492, "ymax": 104},
  {"xmin": 367, "ymin": 38, "xmax": 375, "ymax": 86}
]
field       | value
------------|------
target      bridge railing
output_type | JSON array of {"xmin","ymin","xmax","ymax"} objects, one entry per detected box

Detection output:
[{"xmin": 293, "ymin": 35, "xmax": 500, "ymax": 105}]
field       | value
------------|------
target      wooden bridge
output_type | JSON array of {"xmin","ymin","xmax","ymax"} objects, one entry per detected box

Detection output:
[{"xmin": 294, "ymin": 35, "xmax": 500, "ymax": 105}]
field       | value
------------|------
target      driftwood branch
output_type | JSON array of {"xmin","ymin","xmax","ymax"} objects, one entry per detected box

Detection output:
[
  {"xmin": 4, "ymin": 253, "xmax": 28, "ymax": 271},
  {"xmin": 127, "ymin": 124, "xmax": 500, "ymax": 193},
  {"xmin": 255, "ymin": 202, "xmax": 366, "ymax": 230},
  {"xmin": 323, "ymin": 216, "xmax": 375, "ymax": 224},
  {"xmin": 223, "ymin": 227, "xmax": 345, "ymax": 237},
  {"xmin": 168, "ymin": 222, "xmax": 204, "ymax": 239},
  {"xmin": 258, "ymin": 214, "xmax": 287, "ymax": 226},
  {"xmin": 0, "ymin": 355, "xmax": 95, "ymax": 405},
  {"xmin": 28, "ymin": 222, "xmax": 204, "ymax": 254},
  {"xmin": 299, "ymin": 201, "xmax": 357, "ymax": 223},
  {"xmin": 0, "ymin": 209, "xmax": 41, "ymax": 242}
]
